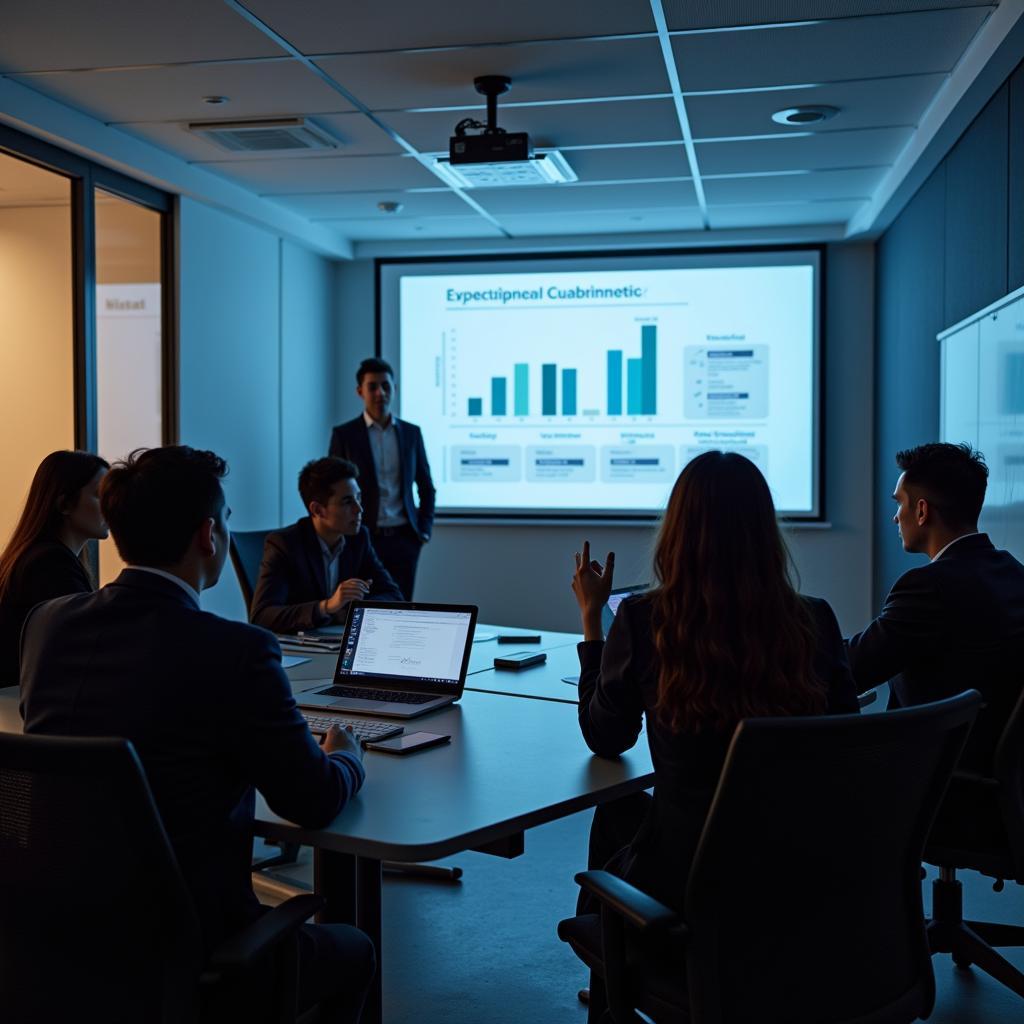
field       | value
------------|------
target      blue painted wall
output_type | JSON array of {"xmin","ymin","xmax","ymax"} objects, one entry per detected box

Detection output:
[{"xmin": 875, "ymin": 65, "xmax": 1024, "ymax": 608}]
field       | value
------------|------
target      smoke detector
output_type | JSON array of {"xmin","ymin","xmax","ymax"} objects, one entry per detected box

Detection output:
[{"xmin": 771, "ymin": 105, "xmax": 839, "ymax": 126}]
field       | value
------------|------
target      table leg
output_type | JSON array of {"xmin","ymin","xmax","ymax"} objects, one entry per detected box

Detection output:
[
  {"xmin": 358, "ymin": 857, "xmax": 383, "ymax": 1024},
  {"xmin": 313, "ymin": 849, "xmax": 384, "ymax": 1024}
]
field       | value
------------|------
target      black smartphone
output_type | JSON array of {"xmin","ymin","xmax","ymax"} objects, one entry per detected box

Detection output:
[
  {"xmin": 364, "ymin": 731, "xmax": 451, "ymax": 754},
  {"xmin": 496, "ymin": 634, "xmax": 542, "ymax": 644},
  {"xmin": 494, "ymin": 651, "xmax": 547, "ymax": 670}
]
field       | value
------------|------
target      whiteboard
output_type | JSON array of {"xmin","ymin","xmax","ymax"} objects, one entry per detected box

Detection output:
[{"xmin": 940, "ymin": 290, "xmax": 1024, "ymax": 564}]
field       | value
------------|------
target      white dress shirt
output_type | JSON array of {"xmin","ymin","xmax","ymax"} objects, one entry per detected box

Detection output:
[
  {"xmin": 363, "ymin": 411, "xmax": 406, "ymax": 527},
  {"xmin": 128, "ymin": 565, "xmax": 201, "ymax": 607},
  {"xmin": 931, "ymin": 531, "xmax": 980, "ymax": 562},
  {"xmin": 317, "ymin": 533, "xmax": 346, "ymax": 594}
]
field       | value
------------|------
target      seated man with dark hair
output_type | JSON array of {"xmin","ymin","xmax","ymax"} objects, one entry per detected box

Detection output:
[
  {"xmin": 847, "ymin": 441, "xmax": 1024, "ymax": 772},
  {"xmin": 20, "ymin": 446, "xmax": 374, "ymax": 1023},
  {"xmin": 251, "ymin": 456, "xmax": 402, "ymax": 635}
]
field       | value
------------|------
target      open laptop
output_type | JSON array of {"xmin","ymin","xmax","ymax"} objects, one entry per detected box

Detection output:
[
  {"xmin": 297, "ymin": 601, "xmax": 478, "ymax": 719},
  {"xmin": 601, "ymin": 583, "xmax": 651, "ymax": 636}
]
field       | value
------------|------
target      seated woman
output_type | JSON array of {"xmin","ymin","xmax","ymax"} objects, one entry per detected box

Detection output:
[
  {"xmin": 571, "ymin": 451, "xmax": 858, "ymax": 923},
  {"xmin": 0, "ymin": 450, "xmax": 109, "ymax": 686}
]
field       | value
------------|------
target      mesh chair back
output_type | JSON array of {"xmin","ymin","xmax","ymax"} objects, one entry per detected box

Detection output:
[
  {"xmin": 683, "ymin": 691, "xmax": 981, "ymax": 1024},
  {"xmin": 994, "ymin": 686, "xmax": 1024, "ymax": 880},
  {"xmin": 230, "ymin": 529, "xmax": 272, "ymax": 614},
  {"xmin": 0, "ymin": 733, "xmax": 203, "ymax": 1023}
]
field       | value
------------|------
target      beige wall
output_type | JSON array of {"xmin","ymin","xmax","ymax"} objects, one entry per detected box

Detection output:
[{"xmin": 0, "ymin": 204, "xmax": 75, "ymax": 547}]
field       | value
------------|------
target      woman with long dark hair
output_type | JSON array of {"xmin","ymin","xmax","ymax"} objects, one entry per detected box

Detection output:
[
  {"xmin": 570, "ymin": 451, "xmax": 858, "ymax": 920},
  {"xmin": 0, "ymin": 450, "xmax": 110, "ymax": 684}
]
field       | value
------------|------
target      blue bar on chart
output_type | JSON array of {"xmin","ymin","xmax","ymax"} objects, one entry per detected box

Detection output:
[
  {"xmin": 641, "ymin": 325, "xmax": 657, "ymax": 414},
  {"xmin": 607, "ymin": 350, "xmax": 622, "ymax": 415},
  {"xmin": 626, "ymin": 358, "xmax": 643, "ymax": 414},
  {"xmin": 468, "ymin": 397, "xmax": 482, "ymax": 416},
  {"xmin": 562, "ymin": 369, "xmax": 577, "ymax": 415},
  {"xmin": 542, "ymin": 363, "xmax": 557, "ymax": 415},
  {"xmin": 491, "ymin": 376, "xmax": 507, "ymax": 416},
  {"xmin": 514, "ymin": 363, "xmax": 529, "ymax": 415}
]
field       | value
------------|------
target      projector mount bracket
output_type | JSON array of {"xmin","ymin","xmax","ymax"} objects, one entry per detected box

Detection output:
[{"xmin": 454, "ymin": 75, "xmax": 512, "ymax": 138}]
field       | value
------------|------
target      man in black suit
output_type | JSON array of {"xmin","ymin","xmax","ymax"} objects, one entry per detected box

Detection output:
[
  {"xmin": 847, "ymin": 442, "xmax": 1024, "ymax": 772},
  {"xmin": 328, "ymin": 357, "xmax": 435, "ymax": 600},
  {"xmin": 250, "ymin": 456, "xmax": 403, "ymax": 635},
  {"xmin": 20, "ymin": 446, "xmax": 375, "ymax": 1023}
]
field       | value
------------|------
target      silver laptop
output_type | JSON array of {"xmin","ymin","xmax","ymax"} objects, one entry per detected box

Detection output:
[{"xmin": 297, "ymin": 601, "xmax": 478, "ymax": 719}]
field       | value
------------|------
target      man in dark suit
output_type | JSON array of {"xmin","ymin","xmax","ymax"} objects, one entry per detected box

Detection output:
[
  {"xmin": 251, "ymin": 456, "xmax": 403, "ymax": 635},
  {"xmin": 328, "ymin": 357, "xmax": 435, "ymax": 600},
  {"xmin": 20, "ymin": 446, "xmax": 375, "ymax": 1023},
  {"xmin": 847, "ymin": 442, "xmax": 1024, "ymax": 772}
]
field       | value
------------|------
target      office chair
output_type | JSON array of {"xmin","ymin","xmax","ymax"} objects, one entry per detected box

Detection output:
[
  {"xmin": 558, "ymin": 691, "xmax": 981, "ymax": 1024},
  {"xmin": 0, "ymin": 732, "xmax": 324, "ymax": 1023},
  {"xmin": 230, "ymin": 530, "xmax": 462, "ymax": 885},
  {"xmin": 924, "ymin": 685, "xmax": 1024, "ymax": 997}
]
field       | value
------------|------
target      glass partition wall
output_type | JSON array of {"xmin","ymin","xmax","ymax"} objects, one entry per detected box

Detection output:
[{"xmin": 0, "ymin": 126, "xmax": 174, "ymax": 587}]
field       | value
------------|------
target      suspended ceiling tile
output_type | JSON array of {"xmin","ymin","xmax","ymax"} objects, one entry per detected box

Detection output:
[
  {"xmin": 382, "ymin": 98, "xmax": 682, "ymax": 152},
  {"xmin": 8, "ymin": 59, "xmax": 354, "ymax": 124},
  {"xmin": 281, "ymin": 190, "xmax": 470, "ymax": 220},
  {"xmin": 472, "ymin": 179, "xmax": 698, "ymax": 215},
  {"xmin": 686, "ymin": 73, "xmax": 948, "ymax": 139},
  {"xmin": 121, "ymin": 113, "xmax": 401, "ymax": 162},
  {"xmin": 664, "ymin": 0, "xmax": 994, "ymax": 31},
  {"xmin": 316, "ymin": 36, "xmax": 669, "ymax": 110},
  {"xmin": 337, "ymin": 215, "xmax": 505, "ymax": 241},
  {"xmin": 241, "ymin": 0, "xmax": 657, "ymax": 54},
  {"xmin": 694, "ymin": 126, "xmax": 913, "ymax": 174},
  {"xmin": 671, "ymin": 7, "xmax": 992, "ymax": 91},
  {"xmin": 551, "ymin": 144, "xmax": 690, "ymax": 182},
  {"xmin": 0, "ymin": 0, "xmax": 283, "ymax": 73},
  {"xmin": 497, "ymin": 206, "xmax": 705, "ymax": 236},
  {"xmin": 703, "ymin": 166, "xmax": 885, "ymax": 204},
  {"xmin": 706, "ymin": 199, "xmax": 865, "ymax": 229},
  {"xmin": 203, "ymin": 154, "xmax": 440, "ymax": 193}
]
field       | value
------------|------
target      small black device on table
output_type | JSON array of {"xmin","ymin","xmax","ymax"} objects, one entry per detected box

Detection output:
[
  {"xmin": 496, "ymin": 634, "xmax": 541, "ymax": 644},
  {"xmin": 494, "ymin": 651, "xmax": 547, "ymax": 671},
  {"xmin": 365, "ymin": 731, "xmax": 451, "ymax": 754}
]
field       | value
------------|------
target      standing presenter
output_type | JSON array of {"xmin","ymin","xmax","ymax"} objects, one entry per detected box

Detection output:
[{"xmin": 329, "ymin": 357, "xmax": 436, "ymax": 600}]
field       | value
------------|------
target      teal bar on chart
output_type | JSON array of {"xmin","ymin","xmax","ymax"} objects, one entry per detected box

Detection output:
[
  {"xmin": 542, "ymin": 363, "xmax": 557, "ymax": 415},
  {"xmin": 562, "ymin": 369, "xmax": 577, "ymax": 415},
  {"xmin": 607, "ymin": 350, "xmax": 622, "ymax": 415},
  {"xmin": 514, "ymin": 363, "xmax": 529, "ymax": 415},
  {"xmin": 491, "ymin": 377, "xmax": 506, "ymax": 416},
  {"xmin": 468, "ymin": 397, "xmax": 482, "ymax": 416},
  {"xmin": 641, "ymin": 325, "xmax": 657, "ymax": 414},
  {"xmin": 626, "ymin": 358, "xmax": 643, "ymax": 415}
]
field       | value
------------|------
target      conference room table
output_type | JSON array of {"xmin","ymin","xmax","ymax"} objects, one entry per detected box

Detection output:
[{"xmin": 0, "ymin": 622, "xmax": 655, "ymax": 1024}]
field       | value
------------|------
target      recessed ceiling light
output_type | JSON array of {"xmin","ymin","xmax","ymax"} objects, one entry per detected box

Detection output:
[
  {"xmin": 202, "ymin": 95, "xmax": 230, "ymax": 105},
  {"xmin": 771, "ymin": 105, "xmax": 838, "ymax": 126},
  {"xmin": 377, "ymin": 201, "xmax": 403, "ymax": 214}
]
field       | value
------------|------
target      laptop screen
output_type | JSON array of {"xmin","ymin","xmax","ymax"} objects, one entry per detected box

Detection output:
[
  {"xmin": 337, "ymin": 604, "xmax": 475, "ymax": 692},
  {"xmin": 601, "ymin": 584, "xmax": 650, "ymax": 635}
]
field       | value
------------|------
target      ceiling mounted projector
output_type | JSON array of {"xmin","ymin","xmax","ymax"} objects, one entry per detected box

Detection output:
[{"xmin": 432, "ymin": 76, "xmax": 576, "ymax": 189}]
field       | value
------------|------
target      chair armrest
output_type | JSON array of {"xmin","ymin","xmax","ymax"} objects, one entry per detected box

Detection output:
[
  {"xmin": 857, "ymin": 690, "xmax": 878, "ymax": 709},
  {"xmin": 575, "ymin": 870, "xmax": 685, "ymax": 935},
  {"xmin": 951, "ymin": 769, "xmax": 1000, "ymax": 790},
  {"xmin": 206, "ymin": 894, "xmax": 325, "ymax": 974}
]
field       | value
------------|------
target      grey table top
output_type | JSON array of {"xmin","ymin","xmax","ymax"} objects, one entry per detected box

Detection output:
[{"xmin": 254, "ymin": 688, "xmax": 652, "ymax": 862}]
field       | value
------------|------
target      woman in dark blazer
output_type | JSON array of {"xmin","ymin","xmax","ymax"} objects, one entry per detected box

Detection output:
[
  {"xmin": 570, "ymin": 451, "xmax": 859, "ymax": 921},
  {"xmin": 0, "ymin": 450, "xmax": 109, "ymax": 686}
]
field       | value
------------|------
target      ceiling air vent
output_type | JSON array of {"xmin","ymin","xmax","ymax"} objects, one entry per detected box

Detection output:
[{"xmin": 187, "ymin": 118, "xmax": 337, "ymax": 153}]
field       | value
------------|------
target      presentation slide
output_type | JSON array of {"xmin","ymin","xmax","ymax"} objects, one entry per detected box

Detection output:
[{"xmin": 380, "ymin": 252, "xmax": 821, "ymax": 519}]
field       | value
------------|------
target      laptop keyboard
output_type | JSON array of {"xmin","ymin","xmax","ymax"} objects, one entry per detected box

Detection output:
[
  {"xmin": 301, "ymin": 713, "xmax": 404, "ymax": 743},
  {"xmin": 316, "ymin": 685, "xmax": 437, "ymax": 705}
]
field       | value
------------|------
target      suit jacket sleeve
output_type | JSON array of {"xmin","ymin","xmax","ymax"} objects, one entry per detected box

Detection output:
[
  {"xmin": 359, "ymin": 532, "xmax": 404, "ymax": 601},
  {"xmin": 226, "ymin": 628, "xmax": 363, "ymax": 828},
  {"xmin": 845, "ymin": 567, "xmax": 946, "ymax": 692},
  {"xmin": 809, "ymin": 599, "xmax": 860, "ymax": 714},
  {"xmin": 250, "ymin": 533, "xmax": 325, "ymax": 634},
  {"xmin": 328, "ymin": 425, "xmax": 345, "ymax": 459},
  {"xmin": 413, "ymin": 427, "xmax": 436, "ymax": 539},
  {"xmin": 577, "ymin": 599, "xmax": 645, "ymax": 757}
]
